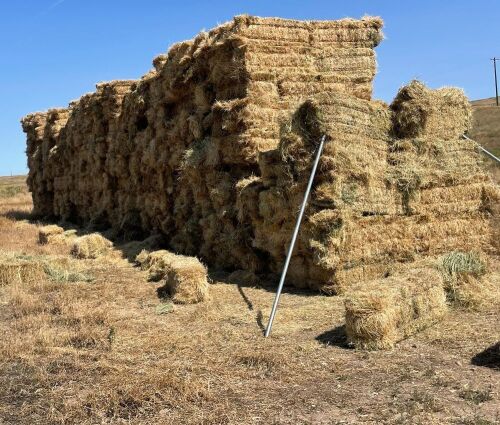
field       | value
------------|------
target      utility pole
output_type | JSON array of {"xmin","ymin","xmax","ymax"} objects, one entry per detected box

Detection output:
[{"xmin": 492, "ymin": 57, "xmax": 499, "ymax": 106}]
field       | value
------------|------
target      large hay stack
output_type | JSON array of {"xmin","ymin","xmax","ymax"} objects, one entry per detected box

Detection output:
[{"xmin": 21, "ymin": 16, "xmax": 498, "ymax": 293}]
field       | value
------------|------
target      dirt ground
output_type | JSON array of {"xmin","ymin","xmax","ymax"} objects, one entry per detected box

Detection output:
[{"xmin": 0, "ymin": 176, "xmax": 499, "ymax": 425}]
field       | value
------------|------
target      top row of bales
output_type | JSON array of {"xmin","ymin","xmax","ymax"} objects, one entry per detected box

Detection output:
[{"xmin": 21, "ymin": 15, "xmax": 499, "ymax": 294}]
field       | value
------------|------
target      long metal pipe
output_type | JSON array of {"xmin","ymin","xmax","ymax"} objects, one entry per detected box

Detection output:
[
  {"xmin": 264, "ymin": 134, "xmax": 327, "ymax": 337},
  {"xmin": 463, "ymin": 134, "xmax": 500, "ymax": 163}
]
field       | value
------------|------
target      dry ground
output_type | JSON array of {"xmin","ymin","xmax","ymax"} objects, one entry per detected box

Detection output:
[{"xmin": 0, "ymin": 177, "xmax": 499, "ymax": 425}]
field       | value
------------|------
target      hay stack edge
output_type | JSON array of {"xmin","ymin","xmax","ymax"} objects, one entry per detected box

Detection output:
[{"xmin": 21, "ymin": 16, "xmax": 499, "ymax": 346}]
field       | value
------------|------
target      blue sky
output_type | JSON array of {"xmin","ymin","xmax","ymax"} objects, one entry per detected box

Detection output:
[{"xmin": 1, "ymin": 0, "xmax": 499, "ymax": 176}]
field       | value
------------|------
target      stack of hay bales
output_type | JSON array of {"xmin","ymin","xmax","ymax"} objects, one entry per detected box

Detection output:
[
  {"xmin": 236, "ymin": 91, "xmax": 399, "ymax": 293},
  {"xmin": 21, "ymin": 16, "xmax": 498, "ymax": 304},
  {"xmin": 21, "ymin": 108, "xmax": 70, "ymax": 216},
  {"xmin": 237, "ymin": 82, "xmax": 496, "ymax": 294},
  {"xmin": 21, "ymin": 15, "xmax": 384, "ymax": 273},
  {"xmin": 53, "ymin": 81, "xmax": 135, "ymax": 226}
]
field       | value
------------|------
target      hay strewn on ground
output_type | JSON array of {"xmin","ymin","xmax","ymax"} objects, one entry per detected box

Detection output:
[{"xmin": 21, "ymin": 15, "xmax": 498, "ymax": 296}]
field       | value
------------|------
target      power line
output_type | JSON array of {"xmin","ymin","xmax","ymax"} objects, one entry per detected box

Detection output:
[{"xmin": 491, "ymin": 57, "xmax": 499, "ymax": 107}]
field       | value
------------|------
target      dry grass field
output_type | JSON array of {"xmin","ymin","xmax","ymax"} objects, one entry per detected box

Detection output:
[{"xmin": 0, "ymin": 177, "xmax": 499, "ymax": 425}]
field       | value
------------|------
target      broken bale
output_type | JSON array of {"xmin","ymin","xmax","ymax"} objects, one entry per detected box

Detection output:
[
  {"xmin": 438, "ymin": 251, "xmax": 496, "ymax": 309},
  {"xmin": 140, "ymin": 250, "xmax": 209, "ymax": 304},
  {"xmin": 38, "ymin": 224, "xmax": 64, "ymax": 244}
]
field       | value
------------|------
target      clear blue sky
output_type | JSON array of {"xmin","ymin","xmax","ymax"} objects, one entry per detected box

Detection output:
[{"xmin": 1, "ymin": 0, "xmax": 499, "ymax": 176}]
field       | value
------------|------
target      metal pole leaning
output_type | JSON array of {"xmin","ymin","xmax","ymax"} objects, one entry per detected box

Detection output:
[
  {"xmin": 264, "ymin": 134, "xmax": 327, "ymax": 337},
  {"xmin": 463, "ymin": 134, "xmax": 500, "ymax": 164}
]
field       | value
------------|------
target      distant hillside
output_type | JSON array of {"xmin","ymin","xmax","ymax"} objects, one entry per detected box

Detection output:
[{"xmin": 469, "ymin": 97, "xmax": 500, "ymax": 182}]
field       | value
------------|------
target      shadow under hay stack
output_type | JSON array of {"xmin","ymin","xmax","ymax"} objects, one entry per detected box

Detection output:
[{"xmin": 21, "ymin": 16, "xmax": 498, "ymax": 304}]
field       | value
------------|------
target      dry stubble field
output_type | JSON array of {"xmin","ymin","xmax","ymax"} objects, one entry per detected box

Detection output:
[{"xmin": 0, "ymin": 176, "xmax": 499, "ymax": 425}]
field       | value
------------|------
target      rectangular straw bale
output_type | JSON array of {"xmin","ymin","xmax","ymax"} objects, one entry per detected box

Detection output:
[
  {"xmin": 38, "ymin": 224, "xmax": 64, "ymax": 245},
  {"xmin": 345, "ymin": 268, "xmax": 447, "ymax": 350},
  {"xmin": 0, "ymin": 256, "xmax": 45, "ymax": 286},
  {"xmin": 407, "ymin": 183, "xmax": 486, "ymax": 215},
  {"xmin": 391, "ymin": 80, "xmax": 472, "ymax": 140},
  {"xmin": 343, "ymin": 213, "xmax": 491, "ymax": 265}
]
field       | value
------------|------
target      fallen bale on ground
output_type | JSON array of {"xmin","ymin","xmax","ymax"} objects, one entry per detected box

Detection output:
[
  {"xmin": 70, "ymin": 233, "xmax": 113, "ymax": 259},
  {"xmin": 344, "ymin": 267, "xmax": 448, "ymax": 350},
  {"xmin": 0, "ymin": 254, "xmax": 45, "ymax": 285},
  {"xmin": 38, "ymin": 225, "xmax": 79, "ymax": 247},
  {"xmin": 0, "ymin": 251, "xmax": 93, "ymax": 285},
  {"xmin": 138, "ymin": 250, "xmax": 209, "ymax": 304}
]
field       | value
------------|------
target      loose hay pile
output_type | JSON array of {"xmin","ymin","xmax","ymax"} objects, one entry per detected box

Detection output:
[
  {"xmin": 138, "ymin": 250, "xmax": 209, "ymax": 304},
  {"xmin": 21, "ymin": 15, "xmax": 498, "ymax": 309}
]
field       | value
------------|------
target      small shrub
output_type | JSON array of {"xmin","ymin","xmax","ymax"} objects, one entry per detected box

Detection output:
[
  {"xmin": 438, "ymin": 251, "xmax": 488, "ymax": 308},
  {"xmin": 459, "ymin": 387, "xmax": 493, "ymax": 405},
  {"xmin": 0, "ymin": 185, "xmax": 23, "ymax": 198}
]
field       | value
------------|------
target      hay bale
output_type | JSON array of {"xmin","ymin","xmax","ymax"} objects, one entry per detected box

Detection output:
[
  {"xmin": 140, "ymin": 250, "xmax": 209, "ymax": 304},
  {"xmin": 0, "ymin": 254, "xmax": 45, "ymax": 285},
  {"xmin": 38, "ymin": 224, "xmax": 64, "ymax": 244},
  {"xmin": 344, "ymin": 268, "xmax": 447, "ymax": 350},
  {"xmin": 136, "ymin": 249, "xmax": 172, "ymax": 281},
  {"xmin": 391, "ymin": 80, "xmax": 472, "ymax": 139},
  {"xmin": 70, "ymin": 233, "xmax": 113, "ymax": 259},
  {"xmin": 120, "ymin": 234, "xmax": 164, "ymax": 262}
]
